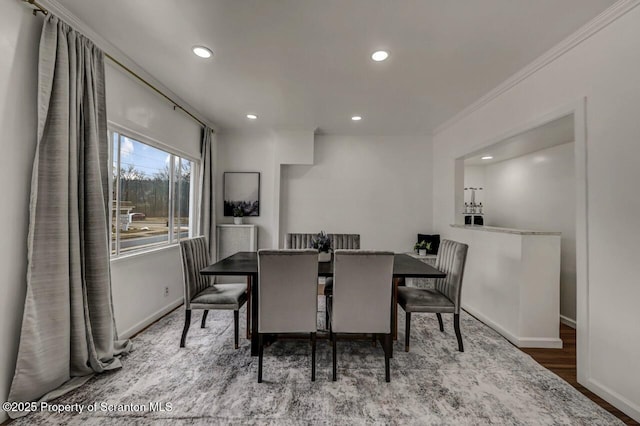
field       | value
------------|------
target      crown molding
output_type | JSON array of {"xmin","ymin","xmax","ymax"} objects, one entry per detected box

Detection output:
[
  {"xmin": 38, "ymin": 0, "xmax": 218, "ymax": 132},
  {"xmin": 433, "ymin": 0, "xmax": 640, "ymax": 136}
]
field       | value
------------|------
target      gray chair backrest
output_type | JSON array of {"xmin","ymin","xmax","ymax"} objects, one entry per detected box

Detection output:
[
  {"xmin": 434, "ymin": 239, "xmax": 469, "ymax": 314},
  {"xmin": 258, "ymin": 249, "xmax": 319, "ymax": 333},
  {"xmin": 285, "ymin": 233, "xmax": 360, "ymax": 250},
  {"xmin": 180, "ymin": 237, "xmax": 211, "ymax": 309},
  {"xmin": 329, "ymin": 234, "xmax": 360, "ymax": 250},
  {"xmin": 331, "ymin": 250, "xmax": 394, "ymax": 334}
]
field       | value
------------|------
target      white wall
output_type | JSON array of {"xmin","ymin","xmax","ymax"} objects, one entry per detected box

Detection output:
[
  {"xmin": 105, "ymin": 63, "xmax": 203, "ymax": 337},
  {"xmin": 433, "ymin": 6, "xmax": 640, "ymax": 421},
  {"xmin": 0, "ymin": 4, "xmax": 43, "ymax": 422},
  {"xmin": 281, "ymin": 134, "xmax": 433, "ymax": 252},
  {"xmin": 110, "ymin": 247, "xmax": 183, "ymax": 337},
  {"xmin": 216, "ymin": 132, "xmax": 277, "ymax": 249},
  {"xmin": 217, "ymin": 133, "xmax": 434, "ymax": 252},
  {"xmin": 483, "ymin": 143, "xmax": 576, "ymax": 322}
]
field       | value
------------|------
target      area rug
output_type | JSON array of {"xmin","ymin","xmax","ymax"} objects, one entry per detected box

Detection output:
[{"xmin": 12, "ymin": 299, "xmax": 621, "ymax": 425}]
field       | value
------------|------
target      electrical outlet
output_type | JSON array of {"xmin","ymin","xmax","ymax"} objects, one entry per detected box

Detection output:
[{"xmin": 164, "ymin": 286, "xmax": 169, "ymax": 297}]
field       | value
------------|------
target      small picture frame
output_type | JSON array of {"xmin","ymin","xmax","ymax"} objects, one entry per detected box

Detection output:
[{"xmin": 223, "ymin": 172, "xmax": 260, "ymax": 216}]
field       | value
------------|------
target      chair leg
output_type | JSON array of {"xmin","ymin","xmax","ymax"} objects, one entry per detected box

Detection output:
[
  {"xmin": 327, "ymin": 296, "xmax": 334, "ymax": 346},
  {"xmin": 437, "ymin": 313, "xmax": 444, "ymax": 332},
  {"xmin": 180, "ymin": 309, "xmax": 191, "ymax": 348},
  {"xmin": 234, "ymin": 310, "xmax": 239, "ymax": 349},
  {"xmin": 325, "ymin": 295, "xmax": 330, "ymax": 331},
  {"xmin": 258, "ymin": 334, "xmax": 264, "ymax": 383},
  {"xmin": 405, "ymin": 312, "xmax": 411, "ymax": 352},
  {"xmin": 393, "ymin": 278, "xmax": 400, "ymax": 340},
  {"xmin": 311, "ymin": 332, "xmax": 316, "ymax": 382},
  {"xmin": 454, "ymin": 313, "xmax": 464, "ymax": 352},
  {"xmin": 384, "ymin": 333, "xmax": 391, "ymax": 383},
  {"xmin": 332, "ymin": 333, "xmax": 337, "ymax": 381},
  {"xmin": 201, "ymin": 310, "xmax": 209, "ymax": 328}
]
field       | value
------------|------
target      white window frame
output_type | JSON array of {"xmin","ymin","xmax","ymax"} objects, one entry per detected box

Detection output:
[{"xmin": 108, "ymin": 123, "xmax": 200, "ymax": 258}]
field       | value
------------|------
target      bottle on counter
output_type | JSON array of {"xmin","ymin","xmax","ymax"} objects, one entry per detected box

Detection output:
[{"xmin": 478, "ymin": 202, "xmax": 483, "ymax": 214}]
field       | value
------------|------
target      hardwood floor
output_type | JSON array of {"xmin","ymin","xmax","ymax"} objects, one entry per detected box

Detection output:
[{"xmin": 521, "ymin": 324, "xmax": 638, "ymax": 425}]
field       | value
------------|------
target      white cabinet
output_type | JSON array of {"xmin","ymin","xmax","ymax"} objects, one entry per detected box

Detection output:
[
  {"xmin": 216, "ymin": 224, "xmax": 257, "ymax": 259},
  {"xmin": 216, "ymin": 224, "xmax": 258, "ymax": 283}
]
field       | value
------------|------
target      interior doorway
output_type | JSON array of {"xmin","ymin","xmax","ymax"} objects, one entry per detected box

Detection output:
[
  {"xmin": 453, "ymin": 99, "xmax": 598, "ymax": 417},
  {"xmin": 460, "ymin": 114, "xmax": 577, "ymax": 328}
]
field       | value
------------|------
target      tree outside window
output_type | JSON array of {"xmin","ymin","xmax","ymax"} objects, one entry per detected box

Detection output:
[{"xmin": 111, "ymin": 132, "xmax": 194, "ymax": 256}]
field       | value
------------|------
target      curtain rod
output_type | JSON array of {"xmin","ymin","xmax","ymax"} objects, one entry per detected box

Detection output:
[
  {"xmin": 24, "ymin": 0, "xmax": 47, "ymax": 15},
  {"xmin": 22, "ymin": 0, "xmax": 213, "ymax": 132}
]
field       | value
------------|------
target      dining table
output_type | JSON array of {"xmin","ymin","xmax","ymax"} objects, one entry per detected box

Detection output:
[{"xmin": 201, "ymin": 251, "xmax": 446, "ymax": 356}]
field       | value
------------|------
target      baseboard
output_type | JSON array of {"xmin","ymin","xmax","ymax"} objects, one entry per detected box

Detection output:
[
  {"xmin": 560, "ymin": 315, "xmax": 577, "ymax": 329},
  {"xmin": 462, "ymin": 304, "xmax": 563, "ymax": 349},
  {"xmin": 119, "ymin": 299, "xmax": 183, "ymax": 339},
  {"xmin": 584, "ymin": 377, "xmax": 640, "ymax": 423},
  {"xmin": 517, "ymin": 337, "xmax": 563, "ymax": 349}
]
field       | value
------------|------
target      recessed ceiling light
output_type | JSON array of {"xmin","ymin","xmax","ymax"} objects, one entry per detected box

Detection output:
[
  {"xmin": 192, "ymin": 46, "xmax": 213, "ymax": 58},
  {"xmin": 351, "ymin": 116, "xmax": 362, "ymax": 121},
  {"xmin": 371, "ymin": 50, "xmax": 389, "ymax": 62},
  {"xmin": 481, "ymin": 156, "xmax": 493, "ymax": 160},
  {"xmin": 246, "ymin": 114, "xmax": 258, "ymax": 120}
]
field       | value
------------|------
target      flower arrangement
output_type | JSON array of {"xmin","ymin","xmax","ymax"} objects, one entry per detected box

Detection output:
[
  {"xmin": 311, "ymin": 231, "xmax": 331, "ymax": 253},
  {"xmin": 232, "ymin": 206, "xmax": 244, "ymax": 218},
  {"xmin": 414, "ymin": 240, "xmax": 432, "ymax": 254}
]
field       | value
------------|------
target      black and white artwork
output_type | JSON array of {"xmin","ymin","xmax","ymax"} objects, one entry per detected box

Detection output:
[{"xmin": 223, "ymin": 172, "xmax": 260, "ymax": 216}]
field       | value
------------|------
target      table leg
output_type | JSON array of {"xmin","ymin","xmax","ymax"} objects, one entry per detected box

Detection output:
[
  {"xmin": 246, "ymin": 276, "xmax": 251, "ymax": 340},
  {"xmin": 250, "ymin": 274, "xmax": 259, "ymax": 356}
]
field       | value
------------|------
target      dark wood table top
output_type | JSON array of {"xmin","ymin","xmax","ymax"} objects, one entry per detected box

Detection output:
[{"xmin": 201, "ymin": 251, "xmax": 446, "ymax": 278}]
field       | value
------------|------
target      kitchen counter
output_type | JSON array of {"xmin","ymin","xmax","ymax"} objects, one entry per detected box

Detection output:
[
  {"xmin": 450, "ymin": 224, "xmax": 561, "ymax": 236},
  {"xmin": 447, "ymin": 225, "xmax": 562, "ymax": 348}
]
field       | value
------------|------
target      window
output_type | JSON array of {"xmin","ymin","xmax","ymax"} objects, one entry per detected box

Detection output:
[{"xmin": 111, "ymin": 131, "xmax": 196, "ymax": 256}]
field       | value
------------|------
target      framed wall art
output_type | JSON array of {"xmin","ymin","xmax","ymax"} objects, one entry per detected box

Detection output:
[{"xmin": 223, "ymin": 172, "xmax": 260, "ymax": 216}]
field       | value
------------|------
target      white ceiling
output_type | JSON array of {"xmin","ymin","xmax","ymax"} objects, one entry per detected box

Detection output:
[
  {"xmin": 55, "ymin": 0, "xmax": 616, "ymax": 135},
  {"xmin": 464, "ymin": 114, "xmax": 574, "ymax": 166}
]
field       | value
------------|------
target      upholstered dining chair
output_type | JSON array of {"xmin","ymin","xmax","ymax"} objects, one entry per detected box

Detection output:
[
  {"xmin": 179, "ymin": 237, "xmax": 247, "ymax": 349},
  {"xmin": 285, "ymin": 232, "xmax": 360, "ymax": 328},
  {"xmin": 257, "ymin": 249, "xmax": 319, "ymax": 383},
  {"xmin": 328, "ymin": 250, "xmax": 394, "ymax": 382},
  {"xmin": 397, "ymin": 239, "xmax": 468, "ymax": 352},
  {"xmin": 284, "ymin": 233, "xmax": 360, "ymax": 251}
]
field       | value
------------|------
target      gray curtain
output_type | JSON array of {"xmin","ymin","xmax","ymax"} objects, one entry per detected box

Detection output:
[
  {"xmin": 198, "ymin": 127, "xmax": 217, "ymax": 262},
  {"xmin": 7, "ymin": 15, "xmax": 131, "ymax": 419}
]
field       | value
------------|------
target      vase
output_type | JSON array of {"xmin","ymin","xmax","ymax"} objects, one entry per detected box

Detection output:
[
  {"xmin": 318, "ymin": 251, "xmax": 331, "ymax": 262},
  {"xmin": 233, "ymin": 217, "xmax": 243, "ymax": 225},
  {"xmin": 418, "ymin": 249, "xmax": 427, "ymax": 256}
]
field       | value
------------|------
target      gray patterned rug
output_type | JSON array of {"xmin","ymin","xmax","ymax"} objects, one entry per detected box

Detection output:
[{"xmin": 12, "ymin": 298, "xmax": 620, "ymax": 425}]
